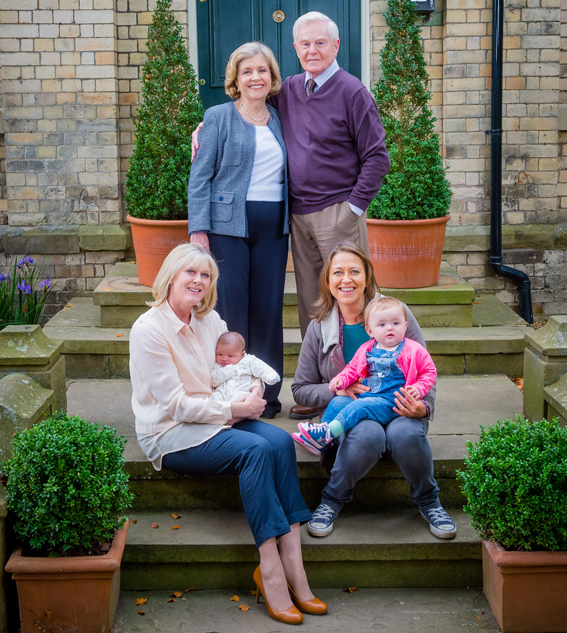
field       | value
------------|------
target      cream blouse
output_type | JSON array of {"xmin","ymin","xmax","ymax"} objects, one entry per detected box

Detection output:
[{"xmin": 129, "ymin": 301, "xmax": 232, "ymax": 470}]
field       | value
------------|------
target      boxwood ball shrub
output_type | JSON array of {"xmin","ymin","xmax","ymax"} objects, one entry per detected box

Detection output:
[
  {"xmin": 5, "ymin": 412, "xmax": 134, "ymax": 555},
  {"xmin": 458, "ymin": 416, "xmax": 567, "ymax": 552},
  {"xmin": 369, "ymin": 0, "xmax": 452, "ymax": 221}
]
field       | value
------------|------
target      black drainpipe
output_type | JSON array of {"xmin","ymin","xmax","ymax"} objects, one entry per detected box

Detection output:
[{"xmin": 487, "ymin": 0, "xmax": 533, "ymax": 323}]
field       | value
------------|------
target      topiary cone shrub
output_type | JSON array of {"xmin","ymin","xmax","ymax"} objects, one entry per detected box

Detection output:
[
  {"xmin": 458, "ymin": 416, "xmax": 567, "ymax": 552},
  {"xmin": 125, "ymin": 0, "xmax": 203, "ymax": 221},
  {"xmin": 369, "ymin": 0, "xmax": 452, "ymax": 221},
  {"xmin": 4, "ymin": 411, "xmax": 134, "ymax": 556}
]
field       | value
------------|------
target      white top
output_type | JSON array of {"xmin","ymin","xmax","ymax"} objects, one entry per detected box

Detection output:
[
  {"xmin": 210, "ymin": 354, "xmax": 280, "ymax": 403},
  {"xmin": 130, "ymin": 301, "xmax": 232, "ymax": 471},
  {"xmin": 246, "ymin": 126, "xmax": 285, "ymax": 201}
]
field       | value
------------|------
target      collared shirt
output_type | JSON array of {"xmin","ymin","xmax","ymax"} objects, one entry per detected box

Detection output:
[
  {"xmin": 304, "ymin": 59, "xmax": 340, "ymax": 94},
  {"xmin": 130, "ymin": 301, "xmax": 232, "ymax": 470},
  {"xmin": 303, "ymin": 59, "xmax": 363, "ymax": 216}
]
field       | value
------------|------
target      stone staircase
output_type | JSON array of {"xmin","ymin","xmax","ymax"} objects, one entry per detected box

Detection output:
[{"xmin": 51, "ymin": 259, "xmax": 528, "ymax": 591}]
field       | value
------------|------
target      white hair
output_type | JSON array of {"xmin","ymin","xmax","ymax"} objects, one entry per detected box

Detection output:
[{"xmin": 293, "ymin": 12, "xmax": 339, "ymax": 43}]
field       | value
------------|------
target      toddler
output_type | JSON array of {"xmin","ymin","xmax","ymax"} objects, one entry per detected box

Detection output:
[
  {"xmin": 292, "ymin": 297, "xmax": 436, "ymax": 455},
  {"xmin": 210, "ymin": 331, "xmax": 280, "ymax": 403}
]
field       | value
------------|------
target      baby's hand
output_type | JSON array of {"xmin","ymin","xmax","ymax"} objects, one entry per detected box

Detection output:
[
  {"xmin": 406, "ymin": 385, "xmax": 421, "ymax": 400},
  {"xmin": 329, "ymin": 377, "xmax": 343, "ymax": 392}
]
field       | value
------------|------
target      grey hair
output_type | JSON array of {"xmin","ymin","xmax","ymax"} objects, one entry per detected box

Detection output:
[{"xmin": 293, "ymin": 12, "xmax": 339, "ymax": 42}]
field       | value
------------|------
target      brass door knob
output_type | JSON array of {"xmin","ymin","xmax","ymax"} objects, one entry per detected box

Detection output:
[
  {"xmin": 199, "ymin": 78, "xmax": 206, "ymax": 85},
  {"xmin": 273, "ymin": 10, "xmax": 285, "ymax": 23}
]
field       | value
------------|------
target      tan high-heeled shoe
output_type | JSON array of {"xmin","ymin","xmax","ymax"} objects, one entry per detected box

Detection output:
[
  {"xmin": 288, "ymin": 583, "xmax": 328, "ymax": 614},
  {"xmin": 253, "ymin": 565, "xmax": 303, "ymax": 625}
]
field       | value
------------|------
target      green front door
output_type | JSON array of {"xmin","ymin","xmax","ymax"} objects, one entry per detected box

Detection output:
[{"xmin": 196, "ymin": 1, "xmax": 361, "ymax": 110}]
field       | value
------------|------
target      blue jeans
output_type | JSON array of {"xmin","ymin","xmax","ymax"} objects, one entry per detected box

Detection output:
[
  {"xmin": 321, "ymin": 416, "xmax": 440, "ymax": 511},
  {"xmin": 162, "ymin": 419, "xmax": 311, "ymax": 547},
  {"xmin": 322, "ymin": 394, "xmax": 397, "ymax": 432}
]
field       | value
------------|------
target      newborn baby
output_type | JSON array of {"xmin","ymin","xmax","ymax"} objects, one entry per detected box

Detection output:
[{"xmin": 210, "ymin": 332, "xmax": 280, "ymax": 403}]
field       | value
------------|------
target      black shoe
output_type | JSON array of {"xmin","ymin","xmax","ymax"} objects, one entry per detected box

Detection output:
[{"xmin": 260, "ymin": 405, "xmax": 279, "ymax": 420}]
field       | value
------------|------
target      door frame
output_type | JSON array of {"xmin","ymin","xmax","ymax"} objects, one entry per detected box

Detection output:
[{"xmin": 187, "ymin": 0, "xmax": 371, "ymax": 91}]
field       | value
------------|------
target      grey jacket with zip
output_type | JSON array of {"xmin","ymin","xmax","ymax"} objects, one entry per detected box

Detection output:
[
  {"xmin": 291, "ymin": 299, "xmax": 436, "ymax": 421},
  {"xmin": 187, "ymin": 101, "xmax": 289, "ymax": 237}
]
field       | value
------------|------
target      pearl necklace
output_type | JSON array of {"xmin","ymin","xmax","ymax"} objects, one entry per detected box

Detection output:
[{"xmin": 237, "ymin": 99, "xmax": 269, "ymax": 123}]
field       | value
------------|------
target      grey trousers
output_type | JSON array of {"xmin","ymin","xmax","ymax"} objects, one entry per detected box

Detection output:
[{"xmin": 321, "ymin": 416, "xmax": 440, "ymax": 511}]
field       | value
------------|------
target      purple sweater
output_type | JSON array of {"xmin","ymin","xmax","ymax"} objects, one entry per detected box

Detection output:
[{"xmin": 270, "ymin": 69, "xmax": 390, "ymax": 215}]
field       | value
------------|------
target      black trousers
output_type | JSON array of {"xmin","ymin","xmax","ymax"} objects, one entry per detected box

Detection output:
[{"xmin": 209, "ymin": 200, "xmax": 288, "ymax": 411}]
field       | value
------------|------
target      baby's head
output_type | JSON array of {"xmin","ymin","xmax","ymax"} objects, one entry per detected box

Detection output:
[
  {"xmin": 364, "ymin": 296, "xmax": 408, "ymax": 348},
  {"xmin": 216, "ymin": 331, "xmax": 246, "ymax": 367}
]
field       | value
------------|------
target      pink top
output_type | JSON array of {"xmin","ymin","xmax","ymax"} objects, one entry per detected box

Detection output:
[{"xmin": 334, "ymin": 337, "xmax": 437, "ymax": 399}]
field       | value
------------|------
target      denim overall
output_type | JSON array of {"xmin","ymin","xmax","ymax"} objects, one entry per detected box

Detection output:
[{"xmin": 322, "ymin": 340, "xmax": 406, "ymax": 432}]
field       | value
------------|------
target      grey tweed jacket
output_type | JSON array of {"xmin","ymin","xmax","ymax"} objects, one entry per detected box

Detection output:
[{"xmin": 187, "ymin": 101, "xmax": 289, "ymax": 237}]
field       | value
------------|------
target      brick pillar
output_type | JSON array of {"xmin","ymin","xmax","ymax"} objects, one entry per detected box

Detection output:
[{"xmin": 0, "ymin": 0, "xmax": 120, "ymax": 227}]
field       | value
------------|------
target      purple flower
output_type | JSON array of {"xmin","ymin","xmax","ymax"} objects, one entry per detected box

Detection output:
[
  {"xmin": 40, "ymin": 279, "xmax": 51, "ymax": 290},
  {"xmin": 17, "ymin": 281, "xmax": 31, "ymax": 295},
  {"xmin": 0, "ymin": 274, "xmax": 6, "ymax": 283},
  {"xmin": 17, "ymin": 256, "xmax": 34, "ymax": 269},
  {"xmin": 17, "ymin": 281, "xmax": 25, "ymax": 291}
]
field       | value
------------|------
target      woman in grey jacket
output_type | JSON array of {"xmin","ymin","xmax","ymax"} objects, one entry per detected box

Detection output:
[
  {"xmin": 188, "ymin": 42, "xmax": 289, "ymax": 419},
  {"xmin": 291, "ymin": 242, "xmax": 458, "ymax": 540}
]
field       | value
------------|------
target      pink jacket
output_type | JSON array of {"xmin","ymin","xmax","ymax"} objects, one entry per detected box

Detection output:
[{"xmin": 335, "ymin": 338, "xmax": 437, "ymax": 399}]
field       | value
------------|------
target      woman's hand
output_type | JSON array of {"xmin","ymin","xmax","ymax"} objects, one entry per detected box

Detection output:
[
  {"xmin": 393, "ymin": 387, "xmax": 427, "ymax": 419},
  {"xmin": 250, "ymin": 385, "xmax": 263, "ymax": 398},
  {"xmin": 336, "ymin": 377, "xmax": 370, "ymax": 401},
  {"xmin": 191, "ymin": 122, "xmax": 204, "ymax": 162},
  {"xmin": 230, "ymin": 392, "xmax": 266, "ymax": 422},
  {"xmin": 190, "ymin": 231, "xmax": 209, "ymax": 251}
]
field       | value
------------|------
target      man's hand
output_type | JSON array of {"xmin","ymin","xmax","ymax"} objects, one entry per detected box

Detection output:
[
  {"xmin": 393, "ymin": 387, "xmax": 427, "ymax": 419},
  {"xmin": 191, "ymin": 122, "xmax": 204, "ymax": 163},
  {"xmin": 190, "ymin": 231, "xmax": 209, "ymax": 251},
  {"xmin": 336, "ymin": 377, "xmax": 370, "ymax": 401}
]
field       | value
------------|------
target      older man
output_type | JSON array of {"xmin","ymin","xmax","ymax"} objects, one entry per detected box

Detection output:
[{"xmin": 270, "ymin": 12, "xmax": 390, "ymax": 338}]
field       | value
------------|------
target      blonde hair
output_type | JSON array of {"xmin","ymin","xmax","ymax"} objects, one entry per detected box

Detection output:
[
  {"xmin": 148, "ymin": 243, "xmax": 219, "ymax": 318},
  {"xmin": 293, "ymin": 12, "xmax": 339, "ymax": 42},
  {"xmin": 312, "ymin": 241, "xmax": 381, "ymax": 323},
  {"xmin": 364, "ymin": 296, "xmax": 407, "ymax": 326},
  {"xmin": 224, "ymin": 42, "xmax": 282, "ymax": 99}
]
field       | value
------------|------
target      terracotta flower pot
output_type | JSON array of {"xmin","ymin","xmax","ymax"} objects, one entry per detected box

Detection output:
[
  {"xmin": 482, "ymin": 540, "xmax": 567, "ymax": 633},
  {"xmin": 127, "ymin": 215, "xmax": 189, "ymax": 287},
  {"xmin": 6, "ymin": 520, "xmax": 129, "ymax": 633},
  {"xmin": 366, "ymin": 215, "xmax": 450, "ymax": 289}
]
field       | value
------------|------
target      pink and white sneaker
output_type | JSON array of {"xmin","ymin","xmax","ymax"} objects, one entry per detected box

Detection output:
[{"xmin": 291, "ymin": 421, "xmax": 334, "ymax": 455}]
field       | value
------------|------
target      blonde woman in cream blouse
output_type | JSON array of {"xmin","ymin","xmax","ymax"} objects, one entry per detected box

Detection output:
[{"xmin": 129, "ymin": 244, "xmax": 327, "ymax": 625}]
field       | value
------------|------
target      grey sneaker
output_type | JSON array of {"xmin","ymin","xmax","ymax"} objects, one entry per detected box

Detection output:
[
  {"xmin": 308, "ymin": 503, "xmax": 340, "ymax": 537},
  {"xmin": 420, "ymin": 506, "xmax": 457, "ymax": 539}
]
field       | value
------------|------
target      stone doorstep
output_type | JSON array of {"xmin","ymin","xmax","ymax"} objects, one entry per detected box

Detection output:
[{"xmin": 120, "ymin": 509, "xmax": 482, "ymax": 591}]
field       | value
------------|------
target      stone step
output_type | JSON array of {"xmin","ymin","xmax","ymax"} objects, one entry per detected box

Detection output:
[
  {"xmin": 66, "ymin": 376, "xmax": 524, "ymax": 512},
  {"xmin": 120, "ymin": 508, "xmax": 482, "ymax": 590},
  {"xmin": 45, "ymin": 298, "xmax": 528, "ymax": 379},
  {"xmin": 93, "ymin": 262, "xmax": 484, "ymax": 329}
]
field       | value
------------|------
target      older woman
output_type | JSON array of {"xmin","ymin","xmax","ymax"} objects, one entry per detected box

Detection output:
[
  {"xmin": 291, "ymin": 242, "xmax": 457, "ymax": 539},
  {"xmin": 130, "ymin": 244, "xmax": 327, "ymax": 625},
  {"xmin": 188, "ymin": 42, "xmax": 288, "ymax": 420}
]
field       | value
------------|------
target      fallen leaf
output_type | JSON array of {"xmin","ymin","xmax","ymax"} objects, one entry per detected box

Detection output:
[
  {"xmin": 474, "ymin": 301, "xmax": 481, "ymax": 304},
  {"xmin": 45, "ymin": 611, "xmax": 53, "ymax": 621},
  {"xmin": 171, "ymin": 591, "xmax": 182, "ymax": 598},
  {"xmin": 150, "ymin": 609, "xmax": 155, "ymax": 613},
  {"xmin": 239, "ymin": 604, "xmax": 250, "ymax": 612},
  {"xmin": 184, "ymin": 586, "xmax": 194, "ymax": 592},
  {"xmin": 116, "ymin": 333, "xmax": 124, "ymax": 337},
  {"xmin": 65, "ymin": 304, "xmax": 73, "ymax": 308},
  {"xmin": 171, "ymin": 525, "xmax": 181, "ymax": 530},
  {"xmin": 343, "ymin": 586, "xmax": 358, "ymax": 593},
  {"xmin": 135, "ymin": 598, "xmax": 147, "ymax": 606},
  {"xmin": 137, "ymin": 611, "xmax": 145, "ymax": 616},
  {"xmin": 131, "ymin": 519, "xmax": 137, "ymax": 524},
  {"xmin": 171, "ymin": 513, "xmax": 181, "ymax": 519},
  {"xmin": 131, "ymin": 261, "xmax": 135, "ymax": 264},
  {"xmin": 151, "ymin": 523, "xmax": 158, "ymax": 528},
  {"xmin": 230, "ymin": 595, "xmax": 240, "ymax": 602},
  {"xmin": 168, "ymin": 598, "xmax": 176, "ymax": 603},
  {"xmin": 250, "ymin": 589, "xmax": 257, "ymax": 596}
]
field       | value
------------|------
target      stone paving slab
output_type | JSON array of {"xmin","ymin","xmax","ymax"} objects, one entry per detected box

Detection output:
[{"xmin": 114, "ymin": 587, "xmax": 499, "ymax": 633}]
